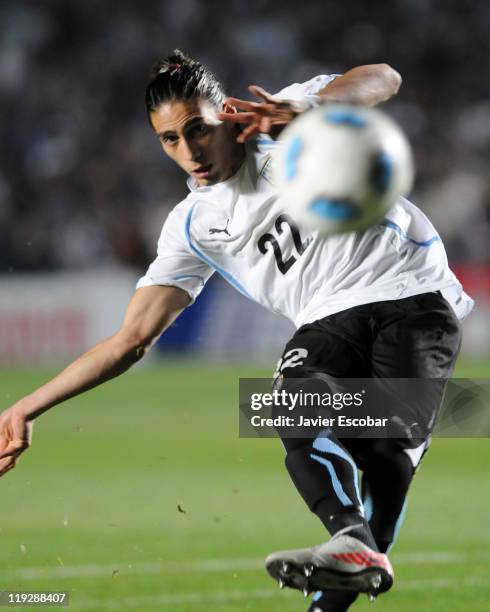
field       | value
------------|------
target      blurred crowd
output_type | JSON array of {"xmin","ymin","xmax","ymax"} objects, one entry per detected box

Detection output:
[{"xmin": 0, "ymin": 0, "xmax": 488, "ymax": 272}]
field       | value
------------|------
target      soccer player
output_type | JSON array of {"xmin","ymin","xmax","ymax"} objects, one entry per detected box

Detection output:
[{"xmin": 0, "ymin": 51, "xmax": 472, "ymax": 611}]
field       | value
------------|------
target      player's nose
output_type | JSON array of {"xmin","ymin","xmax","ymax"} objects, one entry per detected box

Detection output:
[{"xmin": 181, "ymin": 138, "xmax": 203, "ymax": 162}]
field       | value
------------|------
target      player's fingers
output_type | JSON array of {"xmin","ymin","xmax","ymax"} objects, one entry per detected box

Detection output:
[
  {"xmin": 259, "ymin": 117, "xmax": 273, "ymax": 133},
  {"xmin": 0, "ymin": 445, "xmax": 15, "ymax": 460},
  {"xmin": 237, "ymin": 124, "xmax": 260, "ymax": 143},
  {"xmin": 215, "ymin": 111, "xmax": 242, "ymax": 123},
  {"xmin": 0, "ymin": 455, "xmax": 17, "ymax": 477},
  {"xmin": 248, "ymin": 85, "xmax": 275, "ymax": 103},
  {"xmin": 224, "ymin": 97, "xmax": 257, "ymax": 111},
  {"xmin": 215, "ymin": 112, "xmax": 238, "ymax": 123},
  {"xmin": 0, "ymin": 452, "xmax": 15, "ymax": 467},
  {"xmin": 0, "ymin": 463, "xmax": 17, "ymax": 477},
  {"xmin": 0, "ymin": 438, "xmax": 28, "ymax": 459},
  {"xmin": 217, "ymin": 112, "xmax": 258, "ymax": 124},
  {"xmin": 26, "ymin": 421, "xmax": 33, "ymax": 445}
]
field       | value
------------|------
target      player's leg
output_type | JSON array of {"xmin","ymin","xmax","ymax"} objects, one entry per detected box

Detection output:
[
  {"xmin": 304, "ymin": 437, "xmax": 422, "ymax": 612},
  {"xmin": 307, "ymin": 589, "xmax": 358, "ymax": 612},
  {"xmin": 281, "ymin": 432, "xmax": 374, "ymax": 549},
  {"xmin": 270, "ymin": 421, "xmax": 393, "ymax": 600},
  {"xmin": 360, "ymin": 438, "xmax": 423, "ymax": 553},
  {"xmin": 266, "ymin": 322, "xmax": 393, "ymax": 598},
  {"xmin": 367, "ymin": 290, "xmax": 462, "ymax": 546},
  {"xmin": 306, "ymin": 292, "xmax": 462, "ymax": 611},
  {"xmin": 274, "ymin": 325, "xmax": 376, "ymax": 549},
  {"xmin": 304, "ymin": 292, "xmax": 462, "ymax": 610},
  {"xmin": 303, "ymin": 436, "xmax": 415, "ymax": 612}
]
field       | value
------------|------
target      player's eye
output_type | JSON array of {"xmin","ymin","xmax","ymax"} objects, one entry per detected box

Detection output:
[
  {"xmin": 191, "ymin": 122, "xmax": 209, "ymax": 137},
  {"xmin": 160, "ymin": 134, "xmax": 178, "ymax": 145}
]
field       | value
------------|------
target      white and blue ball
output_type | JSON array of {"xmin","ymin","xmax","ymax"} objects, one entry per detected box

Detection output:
[{"xmin": 275, "ymin": 104, "xmax": 414, "ymax": 235}]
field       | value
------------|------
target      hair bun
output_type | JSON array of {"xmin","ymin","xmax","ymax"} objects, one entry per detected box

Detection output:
[
  {"xmin": 157, "ymin": 63, "xmax": 182, "ymax": 75},
  {"xmin": 151, "ymin": 49, "xmax": 192, "ymax": 78},
  {"xmin": 146, "ymin": 50, "xmax": 225, "ymax": 117}
]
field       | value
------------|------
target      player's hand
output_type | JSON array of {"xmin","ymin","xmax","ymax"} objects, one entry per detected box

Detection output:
[
  {"xmin": 0, "ymin": 405, "xmax": 33, "ymax": 477},
  {"xmin": 217, "ymin": 85, "xmax": 302, "ymax": 143}
]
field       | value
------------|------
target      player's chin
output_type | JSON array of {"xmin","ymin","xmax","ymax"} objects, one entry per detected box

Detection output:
[{"xmin": 199, "ymin": 170, "xmax": 221, "ymax": 186}]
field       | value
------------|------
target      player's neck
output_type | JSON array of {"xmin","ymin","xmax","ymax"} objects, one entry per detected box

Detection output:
[{"xmin": 221, "ymin": 145, "xmax": 246, "ymax": 182}]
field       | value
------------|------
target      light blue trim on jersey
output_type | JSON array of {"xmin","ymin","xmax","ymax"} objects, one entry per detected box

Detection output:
[
  {"xmin": 380, "ymin": 219, "xmax": 440, "ymax": 247},
  {"xmin": 313, "ymin": 434, "xmax": 361, "ymax": 505},
  {"xmin": 312, "ymin": 591, "xmax": 323, "ymax": 602},
  {"xmin": 171, "ymin": 274, "xmax": 205, "ymax": 287},
  {"xmin": 310, "ymin": 453, "xmax": 353, "ymax": 507},
  {"xmin": 285, "ymin": 136, "xmax": 303, "ymax": 180},
  {"xmin": 184, "ymin": 203, "xmax": 251, "ymax": 299},
  {"xmin": 256, "ymin": 137, "xmax": 281, "ymax": 147}
]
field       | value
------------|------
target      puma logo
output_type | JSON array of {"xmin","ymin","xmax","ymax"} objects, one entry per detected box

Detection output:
[{"xmin": 209, "ymin": 219, "xmax": 231, "ymax": 236}]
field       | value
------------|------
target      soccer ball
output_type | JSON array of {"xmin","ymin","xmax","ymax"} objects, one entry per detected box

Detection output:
[{"xmin": 275, "ymin": 104, "xmax": 414, "ymax": 235}]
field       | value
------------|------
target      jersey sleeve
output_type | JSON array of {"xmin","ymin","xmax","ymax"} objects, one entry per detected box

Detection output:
[
  {"xmin": 273, "ymin": 74, "xmax": 341, "ymax": 107},
  {"xmin": 136, "ymin": 205, "xmax": 214, "ymax": 303},
  {"xmin": 254, "ymin": 75, "xmax": 341, "ymax": 152}
]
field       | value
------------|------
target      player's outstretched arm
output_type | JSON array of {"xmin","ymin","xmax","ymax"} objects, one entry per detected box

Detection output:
[
  {"xmin": 0, "ymin": 285, "xmax": 190, "ymax": 476},
  {"xmin": 317, "ymin": 63, "xmax": 402, "ymax": 106},
  {"xmin": 217, "ymin": 63, "xmax": 401, "ymax": 142}
]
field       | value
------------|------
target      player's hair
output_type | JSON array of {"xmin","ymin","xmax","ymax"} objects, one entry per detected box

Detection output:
[{"xmin": 145, "ymin": 49, "xmax": 226, "ymax": 123}]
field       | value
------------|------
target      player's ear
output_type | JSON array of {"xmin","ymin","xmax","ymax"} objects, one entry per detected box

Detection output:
[{"xmin": 222, "ymin": 100, "xmax": 238, "ymax": 114}]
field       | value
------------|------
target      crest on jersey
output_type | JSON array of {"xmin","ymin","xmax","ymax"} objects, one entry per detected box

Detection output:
[{"xmin": 259, "ymin": 154, "xmax": 275, "ymax": 185}]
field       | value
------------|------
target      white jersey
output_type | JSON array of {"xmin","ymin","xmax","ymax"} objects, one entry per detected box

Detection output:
[{"xmin": 137, "ymin": 76, "xmax": 473, "ymax": 326}]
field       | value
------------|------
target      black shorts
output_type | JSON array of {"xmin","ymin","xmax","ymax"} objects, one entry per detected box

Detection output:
[{"xmin": 275, "ymin": 292, "xmax": 462, "ymax": 452}]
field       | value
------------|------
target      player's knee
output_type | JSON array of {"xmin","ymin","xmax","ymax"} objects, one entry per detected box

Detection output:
[
  {"xmin": 367, "ymin": 439, "xmax": 415, "ymax": 480},
  {"xmin": 272, "ymin": 367, "xmax": 336, "ymax": 420},
  {"xmin": 272, "ymin": 370, "xmax": 334, "ymax": 440}
]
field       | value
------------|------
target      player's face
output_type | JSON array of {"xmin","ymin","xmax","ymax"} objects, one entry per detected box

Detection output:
[{"xmin": 150, "ymin": 99, "xmax": 244, "ymax": 186}]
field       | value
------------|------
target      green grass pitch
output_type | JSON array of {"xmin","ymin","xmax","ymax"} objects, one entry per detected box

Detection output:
[{"xmin": 0, "ymin": 359, "xmax": 489, "ymax": 611}]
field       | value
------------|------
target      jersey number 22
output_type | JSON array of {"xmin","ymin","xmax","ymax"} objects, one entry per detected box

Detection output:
[{"xmin": 258, "ymin": 214, "xmax": 312, "ymax": 275}]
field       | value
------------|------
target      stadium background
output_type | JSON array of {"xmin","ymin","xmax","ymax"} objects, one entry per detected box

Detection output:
[{"xmin": 0, "ymin": 1, "xmax": 489, "ymax": 610}]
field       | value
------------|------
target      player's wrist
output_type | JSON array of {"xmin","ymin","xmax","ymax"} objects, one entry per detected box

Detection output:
[
  {"xmin": 14, "ymin": 396, "xmax": 41, "ymax": 421},
  {"xmin": 286, "ymin": 99, "xmax": 315, "ymax": 115}
]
